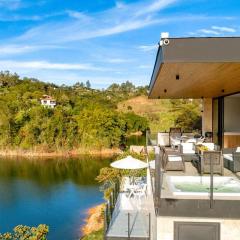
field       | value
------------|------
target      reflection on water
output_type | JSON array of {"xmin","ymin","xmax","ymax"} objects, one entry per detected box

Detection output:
[
  {"xmin": 125, "ymin": 135, "xmax": 146, "ymax": 146},
  {"xmin": 0, "ymin": 156, "xmax": 112, "ymax": 240}
]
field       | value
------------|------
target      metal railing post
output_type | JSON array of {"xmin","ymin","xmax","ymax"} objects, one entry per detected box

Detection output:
[
  {"xmin": 107, "ymin": 200, "xmax": 111, "ymax": 225},
  {"xmin": 210, "ymin": 154, "xmax": 214, "ymax": 208},
  {"xmin": 128, "ymin": 213, "xmax": 130, "ymax": 239},
  {"xmin": 113, "ymin": 185, "xmax": 116, "ymax": 206},
  {"xmin": 155, "ymin": 146, "xmax": 161, "ymax": 213},
  {"xmin": 104, "ymin": 207, "xmax": 108, "ymax": 239},
  {"xmin": 148, "ymin": 213, "xmax": 151, "ymax": 239},
  {"xmin": 146, "ymin": 130, "xmax": 149, "ymax": 146},
  {"xmin": 110, "ymin": 192, "xmax": 114, "ymax": 215}
]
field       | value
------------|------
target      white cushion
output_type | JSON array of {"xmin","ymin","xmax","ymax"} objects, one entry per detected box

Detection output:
[
  {"xmin": 181, "ymin": 143, "xmax": 195, "ymax": 154},
  {"xmin": 168, "ymin": 155, "xmax": 182, "ymax": 162},
  {"xmin": 223, "ymin": 154, "xmax": 233, "ymax": 161},
  {"xmin": 236, "ymin": 147, "xmax": 240, "ymax": 153},
  {"xmin": 170, "ymin": 137, "xmax": 181, "ymax": 146},
  {"xmin": 186, "ymin": 138, "xmax": 197, "ymax": 143},
  {"xmin": 171, "ymin": 139, "xmax": 181, "ymax": 145},
  {"xmin": 201, "ymin": 143, "xmax": 215, "ymax": 150},
  {"xmin": 183, "ymin": 150, "xmax": 195, "ymax": 154},
  {"xmin": 196, "ymin": 139, "xmax": 204, "ymax": 144}
]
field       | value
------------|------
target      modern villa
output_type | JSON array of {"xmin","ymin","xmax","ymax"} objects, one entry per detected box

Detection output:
[
  {"xmin": 40, "ymin": 95, "xmax": 57, "ymax": 108},
  {"xmin": 149, "ymin": 36, "xmax": 240, "ymax": 149},
  {"xmin": 105, "ymin": 36, "xmax": 240, "ymax": 240}
]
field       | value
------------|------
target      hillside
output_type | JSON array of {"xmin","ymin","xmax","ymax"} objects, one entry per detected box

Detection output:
[
  {"xmin": 0, "ymin": 71, "xmax": 149, "ymax": 153},
  {"xmin": 118, "ymin": 95, "xmax": 202, "ymax": 133}
]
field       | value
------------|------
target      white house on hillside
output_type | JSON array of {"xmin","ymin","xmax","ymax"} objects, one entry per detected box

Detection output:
[{"xmin": 40, "ymin": 95, "xmax": 56, "ymax": 108}]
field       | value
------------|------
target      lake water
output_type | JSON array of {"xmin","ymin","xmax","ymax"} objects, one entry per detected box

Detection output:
[{"xmin": 0, "ymin": 156, "xmax": 112, "ymax": 239}]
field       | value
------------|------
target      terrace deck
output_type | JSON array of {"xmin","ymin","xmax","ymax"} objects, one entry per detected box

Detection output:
[{"xmin": 106, "ymin": 193, "xmax": 151, "ymax": 240}]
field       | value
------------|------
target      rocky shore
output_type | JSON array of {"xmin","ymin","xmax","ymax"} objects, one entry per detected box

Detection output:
[{"xmin": 81, "ymin": 204, "xmax": 104, "ymax": 238}]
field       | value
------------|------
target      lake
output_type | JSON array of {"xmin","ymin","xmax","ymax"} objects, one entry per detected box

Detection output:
[{"xmin": 0, "ymin": 156, "xmax": 112, "ymax": 239}]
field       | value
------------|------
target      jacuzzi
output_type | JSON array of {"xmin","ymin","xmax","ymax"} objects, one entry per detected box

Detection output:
[{"xmin": 167, "ymin": 176, "xmax": 240, "ymax": 198}]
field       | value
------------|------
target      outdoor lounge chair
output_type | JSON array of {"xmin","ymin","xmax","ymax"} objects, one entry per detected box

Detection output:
[
  {"xmin": 162, "ymin": 147, "xmax": 185, "ymax": 172},
  {"xmin": 169, "ymin": 128, "xmax": 181, "ymax": 149},
  {"xmin": 179, "ymin": 142, "xmax": 196, "ymax": 162},
  {"xmin": 170, "ymin": 137, "xmax": 181, "ymax": 149},
  {"xmin": 223, "ymin": 147, "xmax": 240, "ymax": 173},
  {"xmin": 198, "ymin": 151, "xmax": 224, "ymax": 175}
]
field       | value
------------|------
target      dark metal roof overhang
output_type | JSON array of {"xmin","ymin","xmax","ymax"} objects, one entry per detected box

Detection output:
[{"xmin": 149, "ymin": 37, "xmax": 240, "ymax": 99}]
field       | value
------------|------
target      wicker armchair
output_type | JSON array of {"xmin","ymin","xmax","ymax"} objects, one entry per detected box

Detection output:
[
  {"xmin": 161, "ymin": 147, "xmax": 185, "ymax": 172},
  {"xmin": 198, "ymin": 151, "xmax": 223, "ymax": 175},
  {"xmin": 223, "ymin": 148, "xmax": 240, "ymax": 173}
]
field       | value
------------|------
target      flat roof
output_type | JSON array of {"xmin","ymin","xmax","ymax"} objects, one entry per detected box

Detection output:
[{"xmin": 149, "ymin": 37, "xmax": 240, "ymax": 99}]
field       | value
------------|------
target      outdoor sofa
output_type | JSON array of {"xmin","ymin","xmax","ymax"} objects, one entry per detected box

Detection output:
[{"xmin": 197, "ymin": 150, "xmax": 224, "ymax": 175}]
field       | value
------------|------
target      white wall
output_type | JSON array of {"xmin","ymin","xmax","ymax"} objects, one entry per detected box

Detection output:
[
  {"xmin": 224, "ymin": 97, "xmax": 240, "ymax": 132},
  {"xmin": 157, "ymin": 216, "xmax": 240, "ymax": 240}
]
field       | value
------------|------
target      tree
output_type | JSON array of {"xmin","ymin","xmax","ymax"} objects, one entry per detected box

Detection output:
[
  {"xmin": 0, "ymin": 224, "xmax": 49, "ymax": 240},
  {"xmin": 86, "ymin": 80, "xmax": 91, "ymax": 89}
]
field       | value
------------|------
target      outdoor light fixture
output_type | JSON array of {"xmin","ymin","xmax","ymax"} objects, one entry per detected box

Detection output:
[
  {"xmin": 176, "ymin": 74, "xmax": 180, "ymax": 80},
  {"xmin": 164, "ymin": 89, "xmax": 167, "ymax": 93},
  {"xmin": 222, "ymin": 89, "xmax": 225, "ymax": 93}
]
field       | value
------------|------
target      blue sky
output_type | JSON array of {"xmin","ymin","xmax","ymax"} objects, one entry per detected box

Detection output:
[{"xmin": 0, "ymin": 0, "xmax": 239, "ymax": 88}]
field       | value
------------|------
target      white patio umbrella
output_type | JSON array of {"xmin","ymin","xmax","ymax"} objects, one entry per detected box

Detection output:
[{"xmin": 110, "ymin": 155, "xmax": 147, "ymax": 169}]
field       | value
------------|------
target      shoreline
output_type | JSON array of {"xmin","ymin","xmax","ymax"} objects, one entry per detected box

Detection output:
[
  {"xmin": 81, "ymin": 204, "xmax": 104, "ymax": 238},
  {"xmin": 0, "ymin": 148, "xmax": 122, "ymax": 158}
]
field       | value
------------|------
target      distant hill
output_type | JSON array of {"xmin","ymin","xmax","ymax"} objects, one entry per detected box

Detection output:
[
  {"xmin": 0, "ymin": 71, "xmax": 149, "ymax": 152},
  {"xmin": 118, "ymin": 95, "xmax": 202, "ymax": 133}
]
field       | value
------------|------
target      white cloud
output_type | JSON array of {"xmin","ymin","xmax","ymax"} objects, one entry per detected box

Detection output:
[
  {"xmin": 0, "ymin": 0, "xmax": 46, "ymax": 10},
  {"xmin": 198, "ymin": 29, "xmax": 220, "ymax": 35},
  {"xmin": 66, "ymin": 10, "xmax": 92, "ymax": 22},
  {"xmin": 138, "ymin": 64, "xmax": 152, "ymax": 69},
  {"xmin": 212, "ymin": 26, "xmax": 236, "ymax": 33},
  {"xmin": 115, "ymin": 1, "xmax": 126, "ymax": 9},
  {"xmin": 135, "ymin": 0, "xmax": 176, "ymax": 16},
  {"xmin": 0, "ymin": 11, "xmax": 65, "ymax": 22},
  {"xmin": 15, "ymin": 0, "xmax": 177, "ymax": 44},
  {"xmin": 0, "ymin": 0, "xmax": 21, "ymax": 10},
  {"xmin": 0, "ymin": 60, "xmax": 107, "ymax": 71},
  {"xmin": 105, "ymin": 58, "xmax": 131, "ymax": 63},
  {"xmin": 138, "ymin": 44, "xmax": 158, "ymax": 52},
  {"xmin": 16, "ymin": 71, "xmax": 148, "ymax": 88},
  {"xmin": 0, "ymin": 44, "xmax": 64, "ymax": 55},
  {"xmin": 190, "ymin": 25, "xmax": 237, "ymax": 36}
]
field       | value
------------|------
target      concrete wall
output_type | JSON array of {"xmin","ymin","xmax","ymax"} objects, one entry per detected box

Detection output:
[
  {"xmin": 224, "ymin": 97, "xmax": 240, "ymax": 132},
  {"xmin": 157, "ymin": 216, "xmax": 240, "ymax": 240},
  {"xmin": 202, "ymin": 98, "xmax": 213, "ymax": 135}
]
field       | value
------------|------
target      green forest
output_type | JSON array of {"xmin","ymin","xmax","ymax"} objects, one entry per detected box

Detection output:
[
  {"xmin": 0, "ymin": 71, "xmax": 201, "ymax": 152},
  {"xmin": 0, "ymin": 71, "xmax": 148, "ymax": 151}
]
